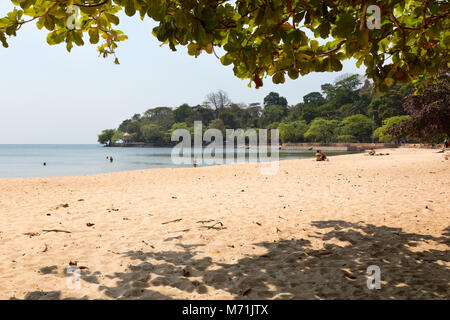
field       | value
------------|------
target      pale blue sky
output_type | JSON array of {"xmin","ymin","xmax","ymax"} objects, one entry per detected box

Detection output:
[{"xmin": 0, "ymin": 3, "xmax": 364, "ymax": 144}]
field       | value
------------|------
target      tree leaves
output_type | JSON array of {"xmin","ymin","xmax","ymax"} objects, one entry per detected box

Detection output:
[
  {"xmin": 0, "ymin": 0, "xmax": 448, "ymax": 89},
  {"xmin": 333, "ymin": 13, "xmax": 355, "ymax": 39}
]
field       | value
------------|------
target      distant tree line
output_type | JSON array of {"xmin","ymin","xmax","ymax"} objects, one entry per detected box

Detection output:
[{"xmin": 98, "ymin": 73, "xmax": 449, "ymax": 146}]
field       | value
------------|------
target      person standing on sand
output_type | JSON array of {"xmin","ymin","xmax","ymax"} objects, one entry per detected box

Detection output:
[{"xmin": 445, "ymin": 138, "xmax": 449, "ymax": 149}]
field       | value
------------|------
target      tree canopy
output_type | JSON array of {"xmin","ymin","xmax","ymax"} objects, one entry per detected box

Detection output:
[
  {"xmin": 1, "ymin": 1, "xmax": 448, "ymax": 89},
  {"xmin": 388, "ymin": 72, "xmax": 450, "ymax": 142},
  {"xmin": 98, "ymin": 129, "xmax": 116, "ymax": 146},
  {"xmin": 373, "ymin": 115, "xmax": 410, "ymax": 143},
  {"xmin": 99, "ymin": 74, "xmax": 424, "ymax": 145}
]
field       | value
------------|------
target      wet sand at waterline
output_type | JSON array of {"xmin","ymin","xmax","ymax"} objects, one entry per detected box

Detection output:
[{"xmin": 0, "ymin": 148, "xmax": 448, "ymax": 300}]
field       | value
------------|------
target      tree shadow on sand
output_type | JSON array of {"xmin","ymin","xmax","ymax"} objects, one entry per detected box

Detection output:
[{"xmin": 17, "ymin": 220, "xmax": 449, "ymax": 299}]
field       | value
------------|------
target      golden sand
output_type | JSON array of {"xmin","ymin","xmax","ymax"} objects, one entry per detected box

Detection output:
[{"xmin": 0, "ymin": 148, "xmax": 448, "ymax": 300}]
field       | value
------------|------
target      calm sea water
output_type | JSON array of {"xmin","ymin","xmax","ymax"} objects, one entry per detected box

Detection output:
[{"xmin": 0, "ymin": 144, "xmax": 351, "ymax": 178}]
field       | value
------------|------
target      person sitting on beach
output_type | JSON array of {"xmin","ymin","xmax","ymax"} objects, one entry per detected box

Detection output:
[
  {"xmin": 366, "ymin": 149, "xmax": 390, "ymax": 156},
  {"xmin": 315, "ymin": 150, "xmax": 328, "ymax": 161}
]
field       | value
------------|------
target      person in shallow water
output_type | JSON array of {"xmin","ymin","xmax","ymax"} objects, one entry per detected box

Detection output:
[
  {"xmin": 110, "ymin": 156, "xmax": 113, "ymax": 163},
  {"xmin": 43, "ymin": 162, "xmax": 46, "ymax": 166}
]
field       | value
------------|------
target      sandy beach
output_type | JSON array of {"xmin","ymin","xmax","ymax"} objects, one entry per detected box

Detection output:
[{"xmin": 0, "ymin": 148, "xmax": 448, "ymax": 300}]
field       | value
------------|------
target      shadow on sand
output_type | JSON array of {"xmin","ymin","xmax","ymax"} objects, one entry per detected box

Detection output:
[{"xmin": 17, "ymin": 220, "xmax": 449, "ymax": 300}]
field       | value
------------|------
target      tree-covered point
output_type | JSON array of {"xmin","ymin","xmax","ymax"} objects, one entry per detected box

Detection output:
[
  {"xmin": 96, "ymin": 73, "xmax": 450, "ymax": 147},
  {"xmin": 1, "ymin": 1, "xmax": 449, "ymax": 90}
]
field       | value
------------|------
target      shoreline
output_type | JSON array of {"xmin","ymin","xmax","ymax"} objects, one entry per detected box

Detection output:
[
  {"xmin": 0, "ymin": 150, "xmax": 361, "ymax": 180},
  {"xmin": 0, "ymin": 148, "xmax": 448, "ymax": 300},
  {"xmin": 105, "ymin": 142, "xmax": 400, "ymax": 152}
]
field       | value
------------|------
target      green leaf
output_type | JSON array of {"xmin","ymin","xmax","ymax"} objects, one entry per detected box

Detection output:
[
  {"xmin": 310, "ymin": 40, "xmax": 319, "ymax": 52},
  {"xmin": 202, "ymin": 7, "xmax": 218, "ymax": 30},
  {"xmin": 72, "ymin": 31, "xmax": 84, "ymax": 46},
  {"xmin": 43, "ymin": 15, "xmax": 54, "ymax": 31},
  {"xmin": 187, "ymin": 43, "xmax": 199, "ymax": 56},
  {"xmin": 0, "ymin": 17, "xmax": 10, "ymax": 28},
  {"xmin": 220, "ymin": 53, "xmax": 234, "ymax": 66},
  {"xmin": 88, "ymin": 29, "xmax": 99, "ymax": 44},
  {"xmin": 0, "ymin": 31, "xmax": 8, "ymax": 48},
  {"xmin": 333, "ymin": 13, "xmax": 355, "ymax": 39},
  {"xmin": 104, "ymin": 13, "xmax": 120, "ymax": 26},
  {"xmin": 124, "ymin": 0, "xmax": 136, "ymax": 17},
  {"xmin": 317, "ymin": 22, "xmax": 330, "ymax": 39},
  {"xmin": 272, "ymin": 72, "xmax": 285, "ymax": 84}
]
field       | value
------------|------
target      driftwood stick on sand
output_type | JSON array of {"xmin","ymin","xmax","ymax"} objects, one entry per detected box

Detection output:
[
  {"xmin": 42, "ymin": 229, "xmax": 71, "ymax": 234},
  {"xmin": 162, "ymin": 218, "xmax": 182, "ymax": 225}
]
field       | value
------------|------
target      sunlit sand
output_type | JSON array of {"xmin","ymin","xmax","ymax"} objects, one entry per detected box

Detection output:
[{"xmin": 0, "ymin": 148, "xmax": 448, "ymax": 300}]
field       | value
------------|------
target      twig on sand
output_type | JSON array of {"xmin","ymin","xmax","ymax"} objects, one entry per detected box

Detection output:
[
  {"xmin": 162, "ymin": 218, "xmax": 182, "ymax": 225},
  {"xmin": 310, "ymin": 250, "xmax": 333, "ymax": 257},
  {"xmin": 24, "ymin": 232, "xmax": 40, "ymax": 237},
  {"xmin": 42, "ymin": 244, "xmax": 48, "ymax": 253},
  {"xmin": 196, "ymin": 219, "xmax": 215, "ymax": 224},
  {"xmin": 240, "ymin": 288, "xmax": 252, "ymax": 296},
  {"xmin": 182, "ymin": 269, "xmax": 191, "ymax": 277},
  {"xmin": 168, "ymin": 229, "xmax": 190, "ymax": 233},
  {"xmin": 200, "ymin": 222, "xmax": 226, "ymax": 230},
  {"xmin": 42, "ymin": 229, "xmax": 71, "ymax": 234}
]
